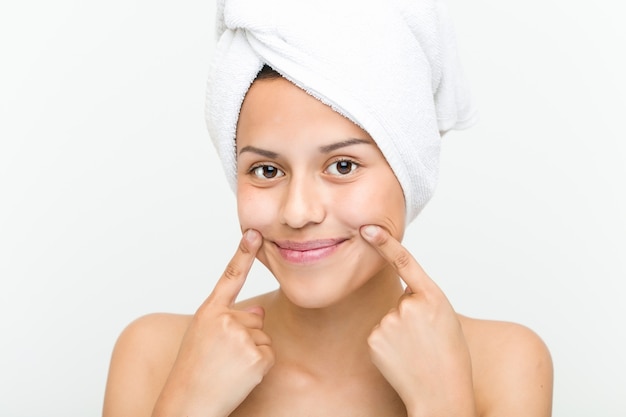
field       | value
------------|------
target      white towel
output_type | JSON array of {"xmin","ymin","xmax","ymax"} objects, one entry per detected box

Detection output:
[{"xmin": 205, "ymin": 0, "xmax": 477, "ymax": 223}]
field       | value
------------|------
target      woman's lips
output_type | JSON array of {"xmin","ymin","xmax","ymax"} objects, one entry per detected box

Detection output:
[{"xmin": 273, "ymin": 238, "xmax": 347, "ymax": 264}]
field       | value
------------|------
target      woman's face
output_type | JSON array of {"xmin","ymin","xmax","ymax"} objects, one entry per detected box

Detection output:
[{"xmin": 236, "ymin": 77, "xmax": 405, "ymax": 308}]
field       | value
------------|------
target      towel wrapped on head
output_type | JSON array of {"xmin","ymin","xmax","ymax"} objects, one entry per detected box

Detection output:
[{"xmin": 205, "ymin": 0, "xmax": 477, "ymax": 223}]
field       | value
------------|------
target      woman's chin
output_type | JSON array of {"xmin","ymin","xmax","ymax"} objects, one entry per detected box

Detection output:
[{"xmin": 276, "ymin": 282, "xmax": 347, "ymax": 310}]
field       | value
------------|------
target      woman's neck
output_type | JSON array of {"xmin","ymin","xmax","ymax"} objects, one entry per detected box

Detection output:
[{"xmin": 263, "ymin": 264, "xmax": 404, "ymax": 372}]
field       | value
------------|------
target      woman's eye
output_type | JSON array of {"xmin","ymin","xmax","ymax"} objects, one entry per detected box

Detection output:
[
  {"xmin": 326, "ymin": 160, "xmax": 358, "ymax": 176},
  {"xmin": 251, "ymin": 165, "xmax": 285, "ymax": 179}
]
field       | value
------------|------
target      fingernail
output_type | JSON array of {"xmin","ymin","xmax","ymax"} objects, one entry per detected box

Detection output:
[
  {"xmin": 361, "ymin": 225, "xmax": 379, "ymax": 239},
  {"xmin": 244, "ymin": 229, "xmax": 259, "ymax": 244}
]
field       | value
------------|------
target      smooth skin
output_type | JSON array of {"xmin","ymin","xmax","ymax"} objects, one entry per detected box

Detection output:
[{"xmin": 102, "ymin": 77, "xmax": 553, "ymax": 417}]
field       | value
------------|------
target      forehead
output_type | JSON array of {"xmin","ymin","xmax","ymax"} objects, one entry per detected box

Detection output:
[{"xmin": 236, "ymin": 77, "xmax": 374, "ymax": 147}]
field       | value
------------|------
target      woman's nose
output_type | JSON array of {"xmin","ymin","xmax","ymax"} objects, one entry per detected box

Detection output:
[{"xmin": 279, "ymin": 175, "xmax": 326, "ymax": 229}]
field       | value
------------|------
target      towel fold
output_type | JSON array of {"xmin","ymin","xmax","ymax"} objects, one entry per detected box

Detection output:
[{"xmin": 206, "ymin": 0, "xmax": 477, "ymax": 223}]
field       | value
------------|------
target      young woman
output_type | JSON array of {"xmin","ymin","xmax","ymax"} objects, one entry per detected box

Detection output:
[{"xmin": 103, "ymin": 1, "xmax": 553, "ymax": 416}]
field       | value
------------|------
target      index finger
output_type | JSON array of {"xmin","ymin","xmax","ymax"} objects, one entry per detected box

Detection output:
[
  {"xmin": 207, "ymin": 229, "xmax": 262, "ymax": 306},
  {"xmin": 360, "ymin": 225, "xmax": 434, "ymax": 294}
]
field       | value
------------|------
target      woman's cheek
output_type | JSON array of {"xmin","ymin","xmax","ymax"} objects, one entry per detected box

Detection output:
[
  {"xmin": 237, "ymin": 185, "xmax": 277, "ymax": 232},
  {"xmin": 335, "ymin": 177, "xmax": 405, "ymax": 240}
]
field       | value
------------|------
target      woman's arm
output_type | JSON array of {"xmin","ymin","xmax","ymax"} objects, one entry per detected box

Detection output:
[
  {"xmin": 469, "ymin": 320, "xmax": 553, "ymax": 417},
  {"xmin": 102, "ymin": 313, "xmax": 188, "ymax": 417}
]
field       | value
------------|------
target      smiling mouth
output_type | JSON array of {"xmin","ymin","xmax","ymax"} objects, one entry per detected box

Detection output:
[{"xmin": 273, "ymin": 239, "xmax": 347, "ymax": 264}]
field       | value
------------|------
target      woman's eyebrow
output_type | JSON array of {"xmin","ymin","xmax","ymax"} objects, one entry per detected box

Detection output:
[
  {"xmin": 319, "ymin": 138, "xmax": 372, "ymax": 153},
  {"xmin": 238, "ymin": 145, "xmax": 279, "ymax": 159}
]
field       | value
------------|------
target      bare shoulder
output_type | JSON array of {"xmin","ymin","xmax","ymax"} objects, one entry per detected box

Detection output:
[
  {"xmin": 458, "ymin": 315, "xmax": 553, "ymax": 417},
  {"xmin": 102, "ymin": 313, "xmax": 192, "ymax": 417},
  {"xmin": 116, "ymin": 312, "xmax": 192, "ymax": 347}
]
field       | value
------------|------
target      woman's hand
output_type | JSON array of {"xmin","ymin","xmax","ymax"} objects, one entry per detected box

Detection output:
[
  {"xmin": 152, "ymin": 229, "xmax": 275, "ymax": 417},
  {"xmin": 361, "ymin": 225, "xmax": 476, "ymax": 417}
]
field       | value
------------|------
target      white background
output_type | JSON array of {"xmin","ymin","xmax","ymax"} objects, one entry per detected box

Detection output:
[{"xmin": 1, "ymin": 0, "xmax": 624, "ymax": 415}]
